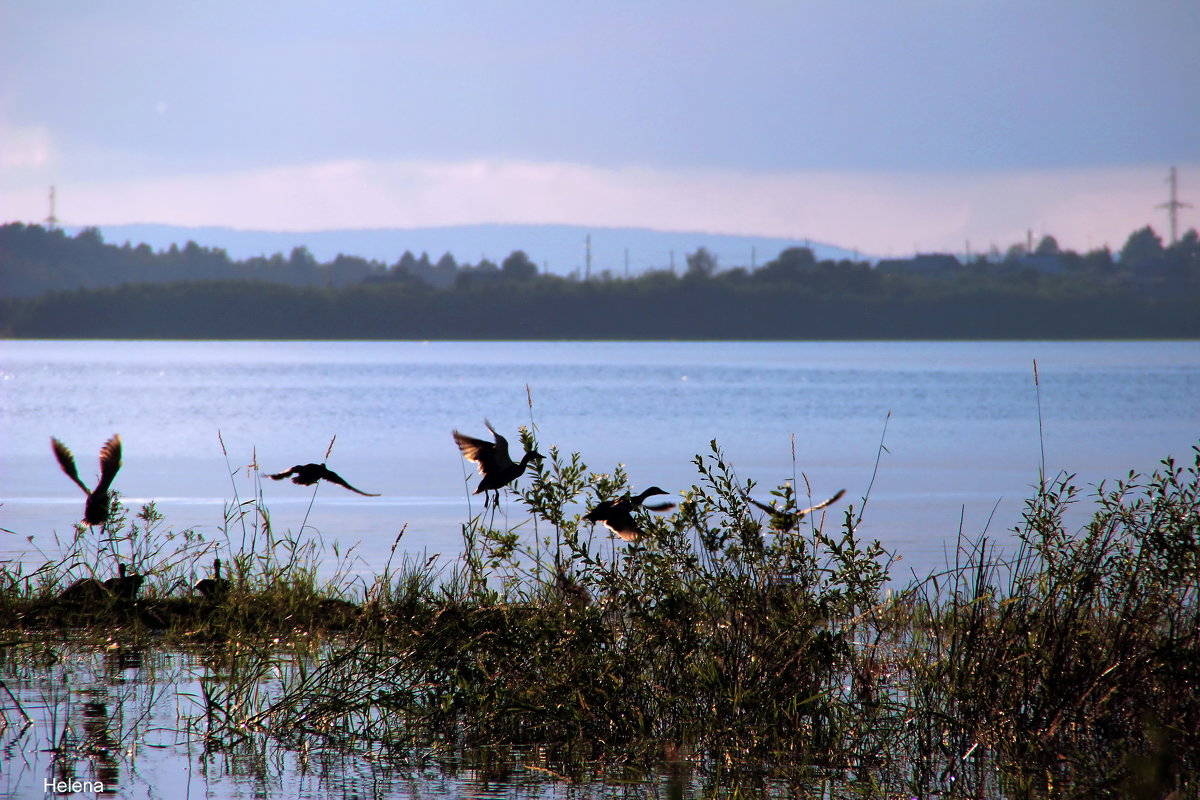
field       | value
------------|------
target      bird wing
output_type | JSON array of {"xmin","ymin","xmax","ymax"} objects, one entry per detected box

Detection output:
[
  {"xmin": 583, "ymin": 498, "xmax": 617, "ymax": 523},
  {"xmin": 643, "ymin": 501, "xmax": 676, "ymax": 513},
  {"xmin": 483, "ymin": 419, "xmax": 514, "ymax": 464},
  {"xmin": 453, "ymin": 430, "xmax": 511, "ymax": 474},
  {"xmin": 744, "ymin": 495, "xmax": 777, "ymax": 515},
  {"xmin": 51, "ymin": 438, "xmax": 90, "ymax": 494},
  {"xmin": 267, "ymin": 466, "xmax": 299, "ymax": 480},
  {"xmin": 797, "ymin": 488, "xmax": 846, "ymax": 517},
  {"xmin": 604, "ymin": 512, "xmax": 642, "ymax": 542},
  {"xmin": 318, "ymin": 466, "xmax": 380, "ymax": 496},
  {"xmin": 94, "ymin": 434, "xmax": 122, "ymax": 493}
]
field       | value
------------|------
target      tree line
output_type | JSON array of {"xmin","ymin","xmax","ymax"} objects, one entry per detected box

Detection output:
[{"xmin": 1, "ymin": 221, "xmax": 1198, "ymax": 339}]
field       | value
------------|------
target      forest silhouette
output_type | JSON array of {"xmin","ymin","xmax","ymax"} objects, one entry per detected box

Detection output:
[{"xmin": 2, "ymin": 222, "xmax": 1197, "ymax": 339}]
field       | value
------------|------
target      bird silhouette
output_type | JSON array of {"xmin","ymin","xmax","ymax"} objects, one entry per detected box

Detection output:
[
  {"xmin": 584, "ymin": 485, "xmax": 676, "ymax": 542},
  {"xmin": 452, "ymin": 420, "xmax": 543, "ymax": 507},
  {"xmin": 744, "ymin": 488, "xmax": 846, "ymax": 533},
  {"xmin": 267, "ymin": 463, "xmax": 380, "ymax": 496},
  {"xmin": 58, "ymin": 576, "xmax": 108, "ymax": 604},
  {"xmin": 51, "ymin": 434, "xmax": 122, "ymax": 526},
  {"xmin": 58, "ymin": 562, "xmax": 142, "ymax": 605},
  {"xmin": 103, "ymin": 563, "xmax": 144, "ymax": 602},
  {"xmin": 195, "ymin": 557, "xmax": 230, "ymax": 599}
]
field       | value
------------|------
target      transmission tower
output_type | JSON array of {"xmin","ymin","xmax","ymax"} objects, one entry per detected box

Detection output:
[
  {"xmin": 45, "ymin": 186, "xmax": 60, "ymax": 229},
  {"xmin": 1156, "ymin": 167, "xmax": 1192, "ymax": 245}
]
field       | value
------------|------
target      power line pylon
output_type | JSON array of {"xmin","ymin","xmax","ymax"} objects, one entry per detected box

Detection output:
[
  {"xmin": 45, "ymin": 186, "xmax": 60, "ymax": 229},
  {"xmin": 1156, "ymin": 167, "xmax": 1192, "ymax": 245}
]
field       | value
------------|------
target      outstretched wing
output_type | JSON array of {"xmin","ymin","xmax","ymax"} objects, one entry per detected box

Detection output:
[
  {"xmin": 797, "ymin": 488, "xmax": 846, "ymax": 517},
  {"xmin": 744, "ymin": 495, "xmax": 777, "ymax": 515},
  {"xmin": 94, "ymin": 434, "xmax": 122, "ymax": 493},
  {"xmin": 319, "ymin": 466, "xmax": 380, "ymax": 496},
  {"xmin": 51, "ymin": 438, "xmax": 90, "ymax": 494},
  {"xmin": 452, "ymin": 430, "xmax": 495, "ymax": 475},
  {"xmin": 267, "ymin": 466, "xmax": 299, "ymax": 481},
  {"xmin": 643, "ymin": 501, "xmax": 676, "ymax": 513},
  {"xmin": 483, "ymin": 419, "xmax": 511, "ymax": 459}
]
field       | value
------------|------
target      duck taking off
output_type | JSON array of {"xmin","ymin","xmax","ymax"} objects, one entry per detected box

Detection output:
[
  {"xmin": 267, "ymin": 463, "xmax": 380, "ymax": 496},
  {"xmin": 584, "ymin": 486, "xmax": 676, "ymax": 542},
  {"xmin": 744, "ymin": 488, "xmax": 846, "ymax": 533},
  {"xmin": 51, "ymin": 434, "xmax": 122, "ymax": 526},
  {"xmin": 452, "ymin": 419, "xmax": 543, "ymax": 507}
]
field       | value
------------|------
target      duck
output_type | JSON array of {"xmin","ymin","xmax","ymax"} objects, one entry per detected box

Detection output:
[
  {"xmin": 744, "ymin": 488, "xmax": 846, "ymax": 533},
  {"xmin": 102, "ymin": 563, "xmax": 144, "ymax": 602},
  {"xmin": 58, "ymin": 562, "xmax": 142, "ymax": 604},
  {"xmin": 195, "ymin": 557, "xmax": 230, "ymax": 599},
  {"xmin": 267, "ymin": 463, "xmax": 380, "ymax": 496},
  {"xmin": 584, "ymin": 485, "xmax": 676, "ymax": 542},
  {"xmin": 58, "ymin": 576, "xmax": 108, "ymax": 604},
  {"xmin": 51, "ymin": 434, "xmax": 122, "ymax": 526},
  {"xmin": 452, "ymin": 420, "xmax": 544, "ymax": 507}
]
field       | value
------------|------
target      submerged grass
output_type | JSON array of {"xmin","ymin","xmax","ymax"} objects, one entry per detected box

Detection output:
[{"xmin": 2, "ymin": 435, "xmax": 1198, "ymax": 798}]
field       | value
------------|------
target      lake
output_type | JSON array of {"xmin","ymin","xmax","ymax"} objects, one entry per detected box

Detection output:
[
  {"xmin": 2, "ymin": 339, "xmax": 1199, "ymax": 581},
  {"xmin": 2, "ymin": 338, "xmax": 1199, "ymax": 798}
]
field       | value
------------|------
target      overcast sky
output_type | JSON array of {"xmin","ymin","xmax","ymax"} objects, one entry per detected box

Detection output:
[{"xmin": 3, "ymin": 1, "xmax": 1198, "ymax": 255}]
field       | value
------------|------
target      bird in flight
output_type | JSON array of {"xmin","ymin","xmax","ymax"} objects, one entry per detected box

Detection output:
[
  {"xmin": 452, "ymin": 419, "xmax": 543, "ymax": 507},
  {"xmin": 267, "ymin": 463, "xmax": 380, "ymax": 496},
  {"xmin": 51, "ymin": 434, "xmax": 122, "ymax": 526},
  {"xmin": 744, "ymin": 488, "xmax": 846, "ymax": 533},
  {"xmin": 584, "ymin": 485, "xmax": 675, "ymax": 542}
]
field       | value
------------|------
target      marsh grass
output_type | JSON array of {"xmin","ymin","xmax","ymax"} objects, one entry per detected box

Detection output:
[{"xmin": 2, "ymin": 436, "xmax": 1197, "ymax": 798}]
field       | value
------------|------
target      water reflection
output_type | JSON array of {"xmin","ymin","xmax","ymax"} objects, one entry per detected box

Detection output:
[{"xmin": 2, "ymin": 641, "xmax": 711, "ymax": 799}]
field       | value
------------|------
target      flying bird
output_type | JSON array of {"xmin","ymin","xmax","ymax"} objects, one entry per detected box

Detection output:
[
  {"xmin": 584, "ymin": 485, "xmax": 676, "ymax": 542},
  {"xmin": 51, "ymin": 434, "xmax": 122, "ymax": 526},
  {"xmin": 744, "ymin": 488, "xmax": 846, "ymax": 533},
  {"xmin": 267, "ymin": 463, "xmax": 380, "ymax": 496},
  {"xmin": 452, "ymin": 419, "xmax": 543, "ymax": 507}
]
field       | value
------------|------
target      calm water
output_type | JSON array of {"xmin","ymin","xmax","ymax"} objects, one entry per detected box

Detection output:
[
  {"xmin": 2, "ymin": 340, "xmax": 1199, "ymax": 798},
  {"xmin": 2, "ymin": 339, "xmax": 1199, "ymax": 580}
]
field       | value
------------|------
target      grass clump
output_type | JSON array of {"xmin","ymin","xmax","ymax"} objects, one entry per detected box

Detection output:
[{"xmin": 2, "ymin": 436, "xmax": 1197, "ymax": 798}]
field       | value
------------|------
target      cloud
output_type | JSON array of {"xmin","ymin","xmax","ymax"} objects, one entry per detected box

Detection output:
[
  {"xmin": 0, "ymin": 124, "xmax": 55, "ymax": 169},
  {"xmin": 1, "ymin": 158, "xmax": 1191, "ymax": 256}
]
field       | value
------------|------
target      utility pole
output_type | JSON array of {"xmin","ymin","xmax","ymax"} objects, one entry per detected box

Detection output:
[
  {"xmin": 1157, "ymin": 166, "xmax": 1192, "ymax": 245},
  {"xmin": 585, "ymin": 234, "xmax": 592, "ymax": 280},
  {"xmin": 45, "ymin": 186, "xmax": 60, "ymax": 229},
  {"xmin": 624, "ymin": 247, "xmax": 629, "ymax": 279}
]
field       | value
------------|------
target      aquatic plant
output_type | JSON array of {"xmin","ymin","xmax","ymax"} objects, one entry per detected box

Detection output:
[{"xmin": 1, "ymin": 438, "xmax": 1196, "ymax": 798}]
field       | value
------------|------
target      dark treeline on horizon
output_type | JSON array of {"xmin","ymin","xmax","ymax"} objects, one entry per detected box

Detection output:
[{"xmin": 1, "ymin": 221, "xmax": 1198, "ymax": 339}]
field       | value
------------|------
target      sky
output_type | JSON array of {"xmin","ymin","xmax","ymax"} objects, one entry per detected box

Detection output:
[{"xmin": 2, "ymin": 1, "xmax": 1198, "ymax": 257}]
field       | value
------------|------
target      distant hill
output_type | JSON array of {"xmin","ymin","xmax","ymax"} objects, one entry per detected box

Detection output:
[{"xmin": 68, "ymin": 223, "xmax": 866, "ymax": 276}]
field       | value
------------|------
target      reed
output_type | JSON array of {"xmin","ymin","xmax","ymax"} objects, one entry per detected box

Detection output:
[{"xmin": 1, "ymin": 439, "xmax": 1196, "ymax": 798}]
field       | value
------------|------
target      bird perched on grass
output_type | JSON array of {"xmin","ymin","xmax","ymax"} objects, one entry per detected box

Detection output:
[
  {"xmin": 744, "ymin": 488, "xmax": 846, "ymax": 533},
  {"xmin": 452, "ymin": 420, "xmax": 543, "ymax": 507},
  {"xmin": 51, "ymin": 434, "xmax": 122, "ymax": 526},
  {"xmin": 584, "ymin": 486, "xmax": 676, "ymax": 542},
  {"xmin": 267, "ymin": 463, "xmax": 380, "ymax": 496},
  {"xmin": 195, "ymin": 557, "xmax": 230, "ymax": 599}
]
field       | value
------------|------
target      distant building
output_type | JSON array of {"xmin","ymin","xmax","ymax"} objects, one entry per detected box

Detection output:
[{"xmin": 875, "ymin": 253, "xmax": 962, "ymax": 277}]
